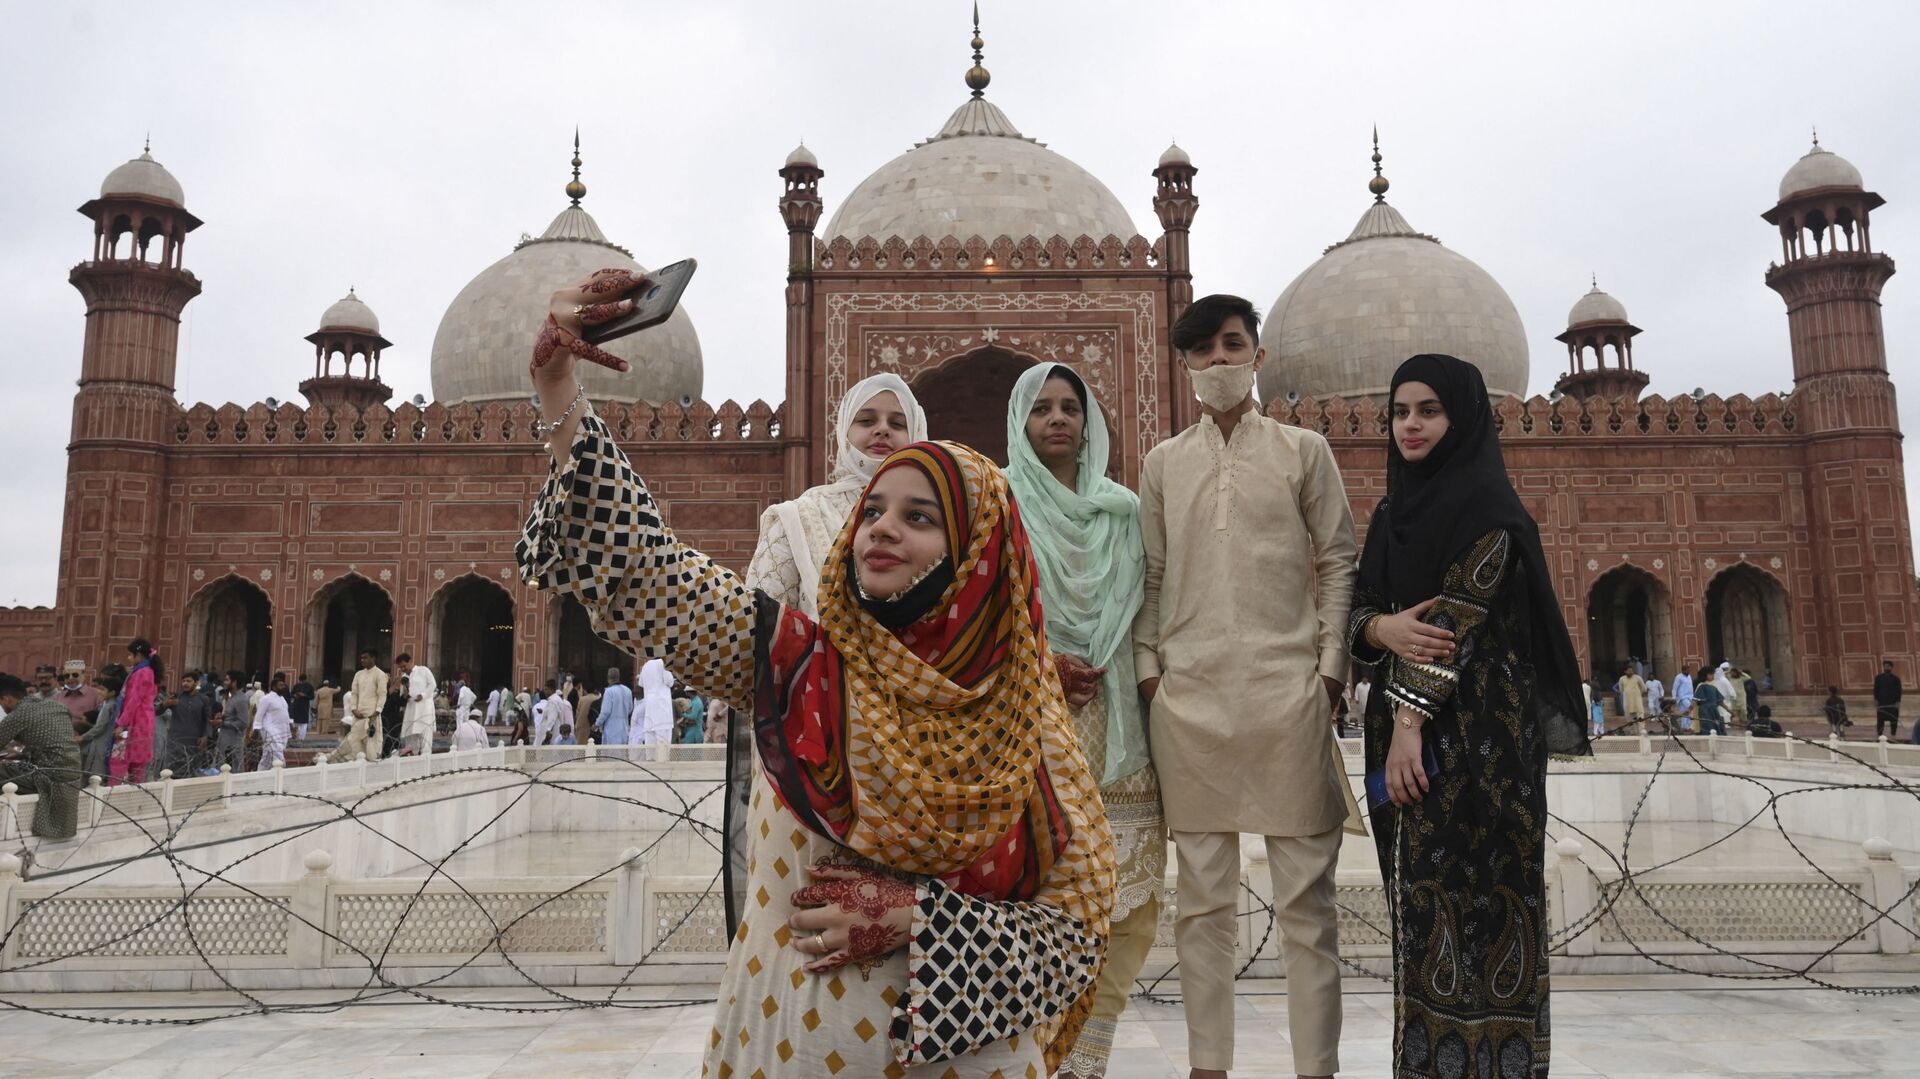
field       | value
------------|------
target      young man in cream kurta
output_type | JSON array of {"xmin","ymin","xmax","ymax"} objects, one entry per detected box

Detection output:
[{"xmin": 1134, "ymin": 295, "xmax": 1357, "ymax": 1079}]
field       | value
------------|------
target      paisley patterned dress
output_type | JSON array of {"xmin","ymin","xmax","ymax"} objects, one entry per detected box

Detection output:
[{"xmin": 1349, "ymin": 529, "xmax": 1554, "ymax": 1079}]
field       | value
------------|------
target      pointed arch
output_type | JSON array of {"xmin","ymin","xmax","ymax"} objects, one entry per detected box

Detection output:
[
  {"xmin": 908, "ymin": 346, "xmax": 1037, "ymax": 465},
  {"xmin": 1705, "ymin": 562, "xmax": 1796, "ymax": 691},
  {"xmin": 1585, "ymin": 564, "xmax": 1674, "ymax": 684},
  {"xmin": 182, "ymin": 574, "xmax": 274, "ymax": 681},
  {"xmin": 303, "ymin": 572, "xmax": 395, "ymax": 686},
  {"xmin": 422, "ymin": 573, "xmax": 515, "ymax": 692}
]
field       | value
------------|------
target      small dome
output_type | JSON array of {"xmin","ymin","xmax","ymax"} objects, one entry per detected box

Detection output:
[
  {"xmin": 100, "ymin": 149, "xmax": 185, "ymax": 206},
  {"xmin": 1567, "ymin": 284, "xmax": 1628, "ymax": 326},
  {"xmin": 430, "ymin": 204, "xmax": 702, "ymax": 407},
  {"xmin": 318, "ymin": 289, "xmax": 380, "ymax": 334},
  {"xmin": 1779, "ymin": 142, "xmax": 1864, "ymax": 201},
  {"xmin": 785, "ymin": 141, "xmax": 818, "ymax": 169},
  {"xmin": 824, "ymin": 98, "xmax": 1137, "ymax": 242},
  {"xmin": 1158, "ymin": 141, "xmax": 1191, "ymax": 168},
  {"xmin": 1258, "ymin": 200, "xmax": 1529, "ymax": 401}
]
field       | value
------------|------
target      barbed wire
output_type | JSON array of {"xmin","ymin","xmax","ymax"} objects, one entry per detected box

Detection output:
[{"xmin": 2, "ymin": 713, "xmax": 1917, "ymax": 1032}]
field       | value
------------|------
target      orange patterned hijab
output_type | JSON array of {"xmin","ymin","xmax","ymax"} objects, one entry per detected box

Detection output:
[{"xmin": 753, "ymin": 441, "xmax": 1113, "ymax": 925}]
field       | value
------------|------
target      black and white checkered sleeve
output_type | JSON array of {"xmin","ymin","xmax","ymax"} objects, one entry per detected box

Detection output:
[
  {"xmin": 888, "ymin": 879, "xmax": 1102, "ymax": 1068},
  {"xmin": 517, "ymin": 414, "xmax": 756, "ymax": 697}
]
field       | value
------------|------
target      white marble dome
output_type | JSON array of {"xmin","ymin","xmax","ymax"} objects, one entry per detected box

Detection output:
[
  {"xmin": 1567, "ymin": 285, "xmax": 1628, "ymax": 326},
  {"xmin": 430, "ymin": 204, "xmax": 702, "ymax": 406},
  {"xmin": 1258, "ymin": 200, "xmax": 1529, "ymax": 401},
  {"xmin": 1779, "ymin": 142, "xmax": 1864, "ymax": 201},
  {"xmin": 1158, "ymin": 141, "xmax": 1191, "ymax": 168},
  {"xmin": 101, "ymin": 150, "xmax": 186, "ymax": 206},
  {"xmin": 824, "ymin": 97, "xmax": 1138, "ymax": 242},
  {"xmin": 785, "ymin": 142, "xmax": 818, "ymax": 169},
  {"xmin": 319, "ymin": 289, "xmax": 380, "ymax": 334}
]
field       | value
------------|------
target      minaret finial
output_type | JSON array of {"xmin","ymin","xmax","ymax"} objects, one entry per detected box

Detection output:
[
  {"xmin": 565, "ymin": 127, "xmax": 587, "ymax": 207},
  {"xmin": 1811, "ymin": 124, "xmax": 1821, "ymax": 149},
  {"xmin": 965, "ymin": 2, "xmax": 991, "ymax": 98},
  {"xmin": 1591, "ymin": 272, "xmax": 1598, "ymax": 290},
  {"xmin": 143, "ymin": 132, "xmax": 151, "ymax": 155},
  {"xmin": 1368, "ymin": 125, "xmax": 1390, "ymax": 203}
]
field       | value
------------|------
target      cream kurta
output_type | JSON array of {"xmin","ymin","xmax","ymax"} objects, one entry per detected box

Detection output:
[{"xmin": 1133, "ymin": 410, "xmax": 1358, "ymax": 836}]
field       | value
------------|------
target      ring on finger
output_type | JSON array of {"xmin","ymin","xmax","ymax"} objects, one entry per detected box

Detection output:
[{"xmin": 814, "ymin": 933, "xmax": 827, "ymax": 953}]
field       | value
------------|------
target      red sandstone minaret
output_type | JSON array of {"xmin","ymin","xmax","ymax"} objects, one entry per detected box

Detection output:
[
  {"xmin": 1553, "ymin": 278, "xmax": 1649, "ymax": 401},
  {"xmin": 1762, "ymin": 134, "xmax": 1916, "ymax": 687},
  {"xmin": 778, "ymin": 140, "xmax": 824, "ymax": 497},
  {"xmin": 60, "ymin": 144, "xmax": 203, "ymax": 662},
  {"xmin": 1154, "ymin": 140, "xmax": 1199, "ymax": 431},
  {"xmin": 299, "ymin": 289, "xmax": 393, "ymax": 411}
]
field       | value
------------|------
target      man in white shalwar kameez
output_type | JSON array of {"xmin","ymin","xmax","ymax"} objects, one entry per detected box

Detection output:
[
  {"xmin": 397, "ymin": 653, "xmax": 437, "ymax": 756},
  {"xmin": 636, "ymin": 657, "xmax": 674, "ymax": 756},
  {"xmin": 1133, "ymin": 295, "xmax": 1357, "ymax": 1079},
  {"xmin": 455, "ymin": 682, "xmax": 477, "ymax": 729}
]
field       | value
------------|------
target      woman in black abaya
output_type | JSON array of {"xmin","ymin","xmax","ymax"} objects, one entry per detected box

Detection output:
[{"xmin": 1347, "ymin": 354, "xmax": 1590, "ymax": 1078}]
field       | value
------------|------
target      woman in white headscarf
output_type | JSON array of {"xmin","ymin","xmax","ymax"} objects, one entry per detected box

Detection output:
[{"xmin": 745, "ymin": 373, "xmax": 929, "ymax": 617}]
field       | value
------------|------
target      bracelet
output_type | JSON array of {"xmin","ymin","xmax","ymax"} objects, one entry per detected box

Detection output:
[
  {"xmin": 532, "ymin": 383, "xmax": 588, "ymax": 441},
  {"xmin": 1363, "ymin": 615, "xmax": 1384, "ymax": 650}
]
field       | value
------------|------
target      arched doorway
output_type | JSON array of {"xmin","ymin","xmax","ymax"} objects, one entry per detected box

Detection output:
[
  {"xmin": 909, "ymin": 347, "xmax": 1034, "ymax": 465},
  {"xmin": 184, "ymin": 577, "xmax": 273, "ymax": 681},
  {"xmin": 424, "ymin": 576, "xmax": 515, "ymax": 692},
  {"xmin": 553, "ymin": 596, "xmax": 633, "ymax": 692},
  {"xmin": 305, "ymin": 575, "xmax": 394, "ymax": 686},
  {"xmin": 1707, "ymin": 564, "xmax": 1796, "ymax": 690},
  {"xmin": 1586, "ymin": 565, "xmax": 1675, "ymax": 682}
]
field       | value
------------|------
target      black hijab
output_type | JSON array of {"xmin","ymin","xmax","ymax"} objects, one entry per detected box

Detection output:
[{"xmin": 1358, "ymin": 354, "xmax": 1590, "ymax": 756}]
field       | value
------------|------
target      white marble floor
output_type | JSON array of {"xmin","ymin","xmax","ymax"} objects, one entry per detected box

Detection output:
[{"xmin": 0, "ymin": 975, "xmax": 1913, "ymax": 1077}]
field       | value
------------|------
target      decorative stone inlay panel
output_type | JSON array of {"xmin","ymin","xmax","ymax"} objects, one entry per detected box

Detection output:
[
  {"xmin": 651, "ymin": 889, "xmax": 729, "ymax": 954},
  {"xmin": 825, "ymin": 290, "xmax": 1159, "ymax": 468},
  {"xmin": 1597, "ymin": 880, "xmax": 1868, "ymax": 944},
  {"xmin": 14, "ymin": 894, "xmax": 290, "ymax": 959},
  {"xmin": 862, "ymin": 327, "xmax": 1123, "ymax": 411},
  {"xmin": 331, "ymin": 890, "xmax": 607, "ymax": 957}
]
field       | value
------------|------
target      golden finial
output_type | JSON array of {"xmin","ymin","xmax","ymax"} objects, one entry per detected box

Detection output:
[
  {"xmin": 1368, "ymin": 125, "xmax": 1390, "ymax": 202},
  {"xmin": 564, "ymin": 128, "xmax": 588, "ymax": 206},
  {"xmin": 965, "ymin": 2, "xmax": 991, "ymax": 98}
]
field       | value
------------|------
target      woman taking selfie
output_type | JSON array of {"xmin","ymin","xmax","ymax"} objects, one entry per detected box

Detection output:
[
  {"xmin": 1004, "ymin": 362, "xmax": 1164, "ymax": 1079},
  {"xmin": 1347, "ymin": 354, "xmax": 1589, "ymax": 1078},
  {"xmin": 518, "ymin": 269, "xmax": 1114, "ymax": 1077}
]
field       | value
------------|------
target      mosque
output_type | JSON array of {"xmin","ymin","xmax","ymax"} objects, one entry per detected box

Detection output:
[{"xmin": 7, "ymin": 25, "xmax": 1913, "ymax": 703}]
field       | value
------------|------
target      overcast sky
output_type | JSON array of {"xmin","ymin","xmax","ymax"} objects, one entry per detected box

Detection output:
[{"xmin": 3, "ymin": 1, "xmax": 1915, "ymax": 606}]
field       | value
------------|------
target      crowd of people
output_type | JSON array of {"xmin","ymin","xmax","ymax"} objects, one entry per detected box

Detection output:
[{"xmin": 4, "ymin": 270, "xmax": 1909, "ymax": 1078}]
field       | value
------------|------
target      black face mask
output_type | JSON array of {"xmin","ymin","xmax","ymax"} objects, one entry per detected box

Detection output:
[{"xmin": 854, "ymin": 556, "xmax": 956, "ymax": 630}]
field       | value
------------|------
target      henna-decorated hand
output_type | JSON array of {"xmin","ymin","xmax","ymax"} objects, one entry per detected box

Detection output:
[
  {"xmin": 528, "ymin": 267, "xmax": 654, "ymax": 398},
  {"xmin": 787, "ymin": 863, "xmax": 916, "ymax": 976},
  {"xmin": 1054, "ymin": 653, "xmax": 1104, "ymax": 710}
]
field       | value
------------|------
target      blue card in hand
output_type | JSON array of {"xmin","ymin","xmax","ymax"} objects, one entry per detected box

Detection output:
[{"xmin": 1366, "ymin": 738, "xmax": 1441, "ymax": 812}]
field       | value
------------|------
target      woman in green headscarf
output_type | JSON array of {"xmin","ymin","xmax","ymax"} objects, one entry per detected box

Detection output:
[{"xmin": 1006, "ymin": 362, "xmax": 1165, "ymax": 1079}]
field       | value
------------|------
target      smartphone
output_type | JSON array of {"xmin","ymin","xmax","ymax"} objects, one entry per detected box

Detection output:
[{"xmin": 577, "ymin": 258, "xmax": 698, "ymax": 345}]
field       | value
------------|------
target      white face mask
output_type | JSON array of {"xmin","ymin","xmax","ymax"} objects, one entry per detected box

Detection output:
[{"xmin": 1188, "ymin": 361, "xmax": 1258, "ymax": 411}]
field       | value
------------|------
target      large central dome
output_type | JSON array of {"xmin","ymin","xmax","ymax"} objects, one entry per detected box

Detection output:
[
  {"xmin": 823, "ymin": 97, "xmax": 1138, "ymax": 243},
  {"xmin": 431, "ymin": 191, "xmax": 701, "ymax": 407},
  {"xmin": 1258, "ymin": 167, "xmax": 1529, "ymax": 402}
]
